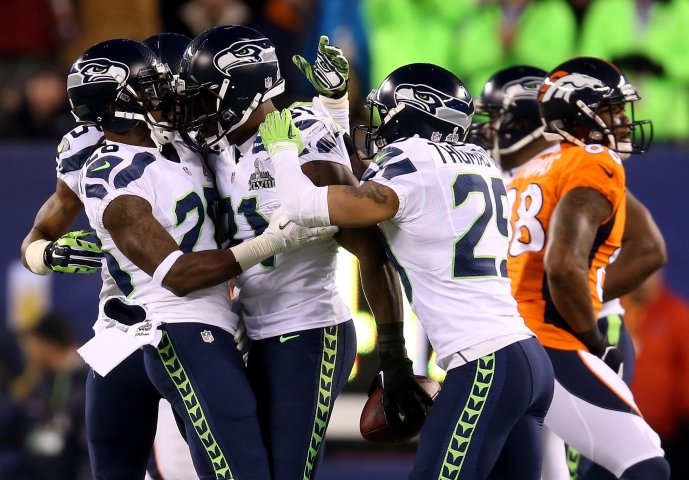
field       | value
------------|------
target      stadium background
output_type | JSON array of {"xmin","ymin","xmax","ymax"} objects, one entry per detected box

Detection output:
[{"xmin": 1, "ymin": 0, "xmax": 689, "ymax": 478}]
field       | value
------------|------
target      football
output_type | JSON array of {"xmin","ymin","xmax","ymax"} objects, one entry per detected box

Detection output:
[{"xmin": 359, "ymin": 375, "xmax": 441, "ymax": 442}]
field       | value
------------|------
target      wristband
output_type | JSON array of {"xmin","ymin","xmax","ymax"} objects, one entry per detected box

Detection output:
[
  {"xmin": 270, "ymin": 148, "xmax": 331, "ymax": 227},
  {"xmin": 25, "ymin": 239, "xmax": 52, "ymax": 275},
  {"xmin": 230, "ymin": 234, "xmax": 283, "ymax": 272},
  {"xmin": 377, "ymin": 322, "xmax": 408, "ymax": 362},
  {"xmin": 319, "ymin": 94, "xmax": 350, "ymax": 133},
  {"xmin": 575, "ymin": 324, "xmax": 608, "ymax": 356},
  {"xmin": 152, "ymin": 250, "xmax": 183, "ymax": 286}
]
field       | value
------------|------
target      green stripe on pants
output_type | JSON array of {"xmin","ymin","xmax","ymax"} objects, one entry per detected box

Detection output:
[
  {"xmin": 157, "ymin": 331, "xmax": 234, "ymax": 480},
  {"xmin": 303, "ymin": 325, "xmax": 338, "ymax": 480},
  {"xmin": 439, "ymin": 353, "xmax": 496, "ymax": 480}
]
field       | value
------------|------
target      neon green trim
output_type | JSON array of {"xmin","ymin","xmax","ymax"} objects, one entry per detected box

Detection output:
[
  {"xmin": 303, "ymin": 326, "xmax": 338, "ymax": 480},
  {"xmin": 439, "ymin": 353, "xmax": 495, "ymax": 479},
  {"xmin": 157, "ymin": 331, "xmax": 234, "ymax": 479},
  {"xmin": 605, "ymin": 314, "xmax": 622, "ymax": 346},
  {"xmin": 566, "ymin": 445, "xmax": 581, "ymax": 480}
]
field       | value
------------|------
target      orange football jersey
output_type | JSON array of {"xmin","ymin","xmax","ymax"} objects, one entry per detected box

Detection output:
[{"xmin": 507, "ymin": 142, "xmax": 626, "ymax": 350}]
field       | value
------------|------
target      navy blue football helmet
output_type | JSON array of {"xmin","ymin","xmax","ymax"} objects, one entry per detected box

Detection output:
[
  {"xmin": 538, "ymin": 57, "xmax": 652, "ymax": 156},
  {"xmin": 178, "ymin": 25, "xmax": 285, "ymax": 152},
  {"xmin": 356, "ymin": 63, "xmax": 474, "ymax": 157},
  {"xmin": 473, "ymin": 65, "xmax": 546, "ymax": 157},
  {"xmin": 143, "ymin": 32, "xmax": 192, "ymax": 75},
  {"xmin": 67, "ymin": 39, "xmax": 166, "ymax": 134}
]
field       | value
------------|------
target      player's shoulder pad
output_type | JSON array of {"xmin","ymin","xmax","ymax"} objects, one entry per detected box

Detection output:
[
  {"xmin": 361, "ymin": 143, "xmax": 417, "ymax": 182},
  {"xmin": 567, "ymin": 143, "xmax": 624, "ymax": 175},
  {"xmin": 289, "ymin": 103, "xmax": 343, "ymax": 156},
  {"xmin": 83, "ymin": 143, "xmax": 158, "ymax": 191},
  {"xmin": 56, "ymin": 124, "xmax": 105, "ymax": 174}
]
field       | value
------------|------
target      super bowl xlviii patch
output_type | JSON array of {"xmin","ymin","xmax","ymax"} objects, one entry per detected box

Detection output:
[
  {"xmin": 201, "ymin": 330, "xmax": 215, "ymax": 343},
  {"xmin": 248, "ymin": 159, "xmax": 275, "ymax": 190}
]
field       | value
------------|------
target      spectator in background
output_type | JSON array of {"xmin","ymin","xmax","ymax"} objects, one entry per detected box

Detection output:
[
  {"xmin": 58, "ymin": 0, "xmax": 160, "ymax": 66},
  {"xmin": 577, "ymin": 0, "xmax": 689, "ymax": 142},
  {"xmin": 624, "ymin": 271, "xmax": 689, "ymax": 478},
  {"xmin": 365, "ymin": 0, "xmax": 473, "ymax": 88},
  {"xmin": 20, "ymin": 313, "xmax": 91, "ymax": 480},
  {"xmin": 0, "ymin": 323, "xmax": 30, "ymax": 480},
  {"xmin": 452, "ymin": 0, "xmax": 576, "ymax": 96},
  {"xmin": 1, "ymin": 66, "xmax": 75, "ymax": 140}
]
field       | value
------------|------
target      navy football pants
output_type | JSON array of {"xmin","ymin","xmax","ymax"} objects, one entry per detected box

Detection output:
[
  {"xmin": 246, "ymin": 321, "xmax": 357, "ymax": 480},
  {"xmin": 87, "ymin": 323, "xmax": 269, "ymax": 480},
  {"xmin": 410, "ymin": 337, "xmax": 554, "ymax": 480}
]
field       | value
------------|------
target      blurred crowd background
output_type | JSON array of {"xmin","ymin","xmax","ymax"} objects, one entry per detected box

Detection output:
[
  {"xmin": 2, "ymin": 0, "xmax": 689, "ymax": 479},
  {"xmin": 3, "ymin": 0, "xmax": 689, "ymax": 142}
]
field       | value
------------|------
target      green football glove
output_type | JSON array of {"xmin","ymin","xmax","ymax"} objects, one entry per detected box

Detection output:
[
  {"xmin": 293, "ymin": 35, "xmax": 349, "ymax": 99},
  {"xmin": 259, "ymin": 109, "xmax": 304, "ymax": 157},
  {"xmin": 45, "ymin": 230, "xmax": 103, "ymax": 274}
]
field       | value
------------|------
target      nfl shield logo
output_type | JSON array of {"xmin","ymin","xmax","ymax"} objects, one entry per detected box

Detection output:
[
  {"xmin": 265, "ymin": 77, "xmax": 273, "ymax": 89},
  {"xmin": 201, "ymin": 330, "xmax": 214, "ymax": 343},
  {"xmin": 431, "ymin": 131, "xmax": 442, "ymax": 142}
]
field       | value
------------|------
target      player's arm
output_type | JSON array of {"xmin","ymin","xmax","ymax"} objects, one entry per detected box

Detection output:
[
  {"xmin": 103, "ymin": 195, "xmax": 335, "ymax": 297},
  {"xmin": 544, "ymin": 187, "xmax": 612, "ymax": 353},
  {"xmin": 21, "ymin": 179, "xmax": 101, "ymax": 275},
  {"xmin": 301, "ymin": 160, "xmax": 431, "ymax": 425},
  {"xmin": 260, "ymin": 110, "xmax": 399, "ymax": 228},
  {"xmin": 602, "ymin": 190, "xmax": 667, "ymax": 301}
]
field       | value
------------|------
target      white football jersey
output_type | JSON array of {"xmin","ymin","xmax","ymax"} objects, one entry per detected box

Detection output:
[
  {"xmin": 210, "ymin": 103, "xmax": 350, "ymax": 339},
  {"xmin": 56, "ymin": 124, "xmax": 105, "ymax": 194},
  {"xmin": 363, "ymin": 137, "xmax": 533, "ymax": 368},
  {"xmin": 79, "ymin": 140, "xmax": 236, "ymax": 332}
]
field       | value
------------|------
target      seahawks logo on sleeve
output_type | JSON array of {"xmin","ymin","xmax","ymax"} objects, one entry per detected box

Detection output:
[{"xmin": 213, "ymin": 39, "xmax": 277, "ymax": 74}]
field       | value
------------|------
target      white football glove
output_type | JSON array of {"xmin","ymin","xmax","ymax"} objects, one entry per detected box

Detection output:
[{"xmin": 265, "ymin": 207, "xmax": 338, "ymax": 251}]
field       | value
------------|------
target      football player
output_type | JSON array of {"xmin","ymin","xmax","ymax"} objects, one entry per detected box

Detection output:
[
  {"xmin": 177, "ymin": 25, "xmax": 416, "ymax": 480},
  {"xmin": 503, "ymin": 57, "xmax": 668, "ymax": 479},
  {"xmin": 259, "ymin": 62, "xmax": 555, "ymax": 480},
  {"xmin": 21, "ymin": 33, "xmax": 202, "ymax": 480},
  {"xmin": 475, "ymin": 64, "xmax": 668, "ymax": 479},
  {"xmin": 69, "ymin": 38, "xmax": 334, "ymax": 479}
]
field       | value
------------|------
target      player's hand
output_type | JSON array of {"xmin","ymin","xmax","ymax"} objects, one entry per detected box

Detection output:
[
  {"xmin": 259, "ymin": 109, "xmax": 304, "ymax": 157},
  {"xmin": 601, "ymin": 345, "xmax": 624, "ymax": 377},
  {"xmin": 369, "ymin": 358, "xmax": 434, "ymax": 427},
  {"xmin": 264, "ymin": 208, "xmax": 337, "ymax": 251},
  {"xmin": 45, "ymin": 230, "xmax": 103, "ymax": 274},
  {"xmin": 293, "ymin": 35, "xmax": 349, "ymax": 99}
]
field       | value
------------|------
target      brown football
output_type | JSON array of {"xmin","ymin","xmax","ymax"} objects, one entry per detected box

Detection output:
[{"xmin": 359, "ymin": 375, "xmax": 441, "ymax": 442}]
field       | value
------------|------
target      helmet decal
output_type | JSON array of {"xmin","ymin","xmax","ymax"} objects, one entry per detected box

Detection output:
[
  {"xmin": 502, "ymin": 76, "xmax": 542, "ymax": 102},
  {"xmin": 394, "ymin": 83, "xmax": 471, "ymax": 126},
  {"xmin": 539, "ymin": 71, "xmax": 606, "ymax": 103},
  {"xmin": 68, "ymin": 58, "xmax": 130, "ymax": 87},
  {"xmin": 213, "ymin": 38, "xmax": 276, "ymax": 74}
]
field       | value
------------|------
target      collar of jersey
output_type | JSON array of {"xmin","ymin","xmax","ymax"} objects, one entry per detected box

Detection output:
[{"xmin": 236, "ymin": 131, "xmax": 258, "ymax": 157}]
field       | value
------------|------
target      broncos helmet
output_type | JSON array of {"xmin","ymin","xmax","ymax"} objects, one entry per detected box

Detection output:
[
  {"xmin": 178, "ymin": 25, "xmax": 285, "ymax": 152},
  {"xmin": 142, "ymin": 33, "xmax": 192, "ymax": 145},
  {"xmin": 473, "ymin": 66, "xmax": 546, "ymax": 159},
  {"xmin": 356, "ymin": 63, "xmax": 474, "ymax": 156},
  {"xmin": 538, "ymin": 57, "xmax": 652, "ymax": 156},
  {"xmin": 67, "ymin": 39, "xmax": 167, "ymax": 134}
]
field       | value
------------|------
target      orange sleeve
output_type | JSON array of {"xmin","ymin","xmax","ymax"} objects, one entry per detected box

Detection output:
[{"xmin": 556, "ymin": 145, "xmax": 626, "ymax": 222}]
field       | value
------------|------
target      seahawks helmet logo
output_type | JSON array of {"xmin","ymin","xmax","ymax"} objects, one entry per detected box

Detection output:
[
  {"xmin": 503, "ymin": 76, "xmax": 543, "ymax": 102},
  {"xmin": 68, "ymin": 58, "xmax": 130, "ymax": 88},
  {"xmin": 540, "ymin": 73, "xmax": 606, "ymax": 103},
  {"xmin": 394, "ymin": 83, "xmax": 472, "ymax": 129},
  {"xmin": 213, "ymin": 39, "xmax": 277, "ymax": 74}
]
